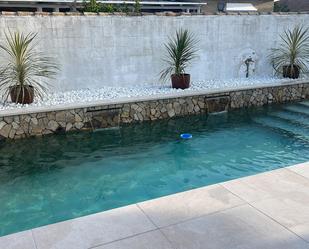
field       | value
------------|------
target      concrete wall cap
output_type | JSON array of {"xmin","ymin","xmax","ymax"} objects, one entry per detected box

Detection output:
[
  {"xmin": 83, "ymin": 12, "xmax": 98, "ymax": 15},
  {"xmin": 65, "ymin": 12, "xmax": 82, "ymax": 16},
  {"xmin": 1, "ymin": 11, "xmax": 16, "ymax": 16},
  {"xmin": 34, "ymin": 12, "xmax": 51, "ymax": 16},
  {"xmin": 17, "ymin": 11, "xmax": 34, "ymax": 16},
  {"xmin": 52, "ymin": 12, "xmax": 65, "ymax": 16},
  {"xmin": 0, "ymin": 11, "xmax": 308, "ymax": 17}
]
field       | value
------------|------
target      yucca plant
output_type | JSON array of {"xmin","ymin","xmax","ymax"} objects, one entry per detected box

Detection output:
[
  {"xmin": 269, "ymin": 25, "xmax": 309, "ymax": 79},
  {"xmin": 160, "ymin": 29, "xmax": 198, "ymax": 89},
  {"xmin": 0, "ymin": 31, "xmax": 58, "ymax": 104}
]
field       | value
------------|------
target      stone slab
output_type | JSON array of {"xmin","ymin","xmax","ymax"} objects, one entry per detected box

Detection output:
[
  {"xmin": 221, "ymin": 168, "xmax": 309, "ymax": 203},
  {"xmin": 291, "ymin": 222, "xmax": 309, "ymax": 243},
  {"xmin": 32, "ymin": 204, "xmax": 156, "ymax": 249},
  {"xmin": 138, "ymin": 184, "xmax": 244, "ymax": 227},
  {"xmin": 161, "ymin": 205, "xmax": 309, "ymax": 249},
  {"xmin": 93, "ymin": 230, "xmax": 174, "ymax": 249},
  {"xmin": 288, "ymin": 162, "xmax": 309, "ymax": 180},
  {"xmin": 251, "ymin": 196, "xmax": 309, "ymax": 240},
  {"xmin": 0, "ymin": 231, "xmax": 36, "ymax": 249}
]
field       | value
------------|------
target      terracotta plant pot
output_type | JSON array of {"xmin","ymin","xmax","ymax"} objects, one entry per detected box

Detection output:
[
  {"xmin": 10, "ymin": 85, "xmax": 34, "ymax": 104},
  {"xmin": 283, "ymin": 65, "xmax": 300, "ymax": 79},
  {"xmin": 171, "ymin": 74, "xmax": 190, "ymax": 89}
]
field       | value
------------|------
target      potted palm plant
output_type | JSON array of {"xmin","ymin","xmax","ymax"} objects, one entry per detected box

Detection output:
[
  {"xmin": 269, "ymin": 25, "xmax": 309, "ymax": 79},
  {"xmin": 0, "ymin": 31, "xmax": 58, "ymax": 104},
  {"xmin": 160, "ymin": 29, "xmax": 198, "ymax": 89}
]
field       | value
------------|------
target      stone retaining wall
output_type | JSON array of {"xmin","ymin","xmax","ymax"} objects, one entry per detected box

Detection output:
[{"xmin": 0, "ymin": 82, "xmax": 308, "ymax": 139}]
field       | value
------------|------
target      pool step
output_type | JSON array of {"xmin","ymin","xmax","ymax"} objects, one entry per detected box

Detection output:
[
  {"xmin": 253, "ymin": 116, "xmax": 309, "ymax": 139},
  {"xmin": 283, "ymin": 104, "xmax": 309, "ymax": 116},
  {"xmin": 268, "ymin": 111, "xmax": 309, "ymax": 127},
  {"xmin": 298, "ymin": 101, "xmax": 309, "ymax": 108}
]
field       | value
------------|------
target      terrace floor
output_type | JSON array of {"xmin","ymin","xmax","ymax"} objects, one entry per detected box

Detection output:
[{"xmin": 1, "ymin": 161, "xmax": 309, "ymax": 249}]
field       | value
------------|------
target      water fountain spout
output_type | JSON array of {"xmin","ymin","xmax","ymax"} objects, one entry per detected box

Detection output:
[{"xmin": 244, "ymin": 57, "xmax": 254, "ymax": 78}]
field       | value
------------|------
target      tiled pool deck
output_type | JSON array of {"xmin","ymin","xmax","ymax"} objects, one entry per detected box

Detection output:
[{"xmin": 1, "ymin": 161, "xmax": 309, "ymax": 249}]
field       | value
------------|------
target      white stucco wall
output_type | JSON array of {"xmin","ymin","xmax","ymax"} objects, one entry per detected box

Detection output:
[{"xmin": 0, "ymin": 13, "xmax": 308, "ymax": 92}]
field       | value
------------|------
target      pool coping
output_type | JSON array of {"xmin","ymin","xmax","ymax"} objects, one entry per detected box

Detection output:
[
  {"xmin": 1, "ymin": 161, "xmax": 309, "ymax": 249},
  {"xmin": 0, "ymin": 79, "xmax": 307, "ymax": 118}
]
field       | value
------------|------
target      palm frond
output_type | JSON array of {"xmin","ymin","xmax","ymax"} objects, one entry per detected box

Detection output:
[
  {"xmin": 269, "ymin": 25, "xmax": 309, "ymax": 75},
  {"xmin": 160, "ymin": 29, "xmax": 199, "ymax": 82},
  {"xmin": 0, "ymin": 30, "xmax": 59, "ymax": 104}
]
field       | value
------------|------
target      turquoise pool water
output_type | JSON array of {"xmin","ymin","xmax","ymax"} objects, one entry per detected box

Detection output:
[{"xmin": 0, "ymin": 101, "xmax": 309, "ymax": 236}]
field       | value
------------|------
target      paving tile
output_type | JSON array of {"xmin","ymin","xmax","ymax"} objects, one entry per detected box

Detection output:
[
  {"xmin": 32, "ymin": 204, "xmax": 156, "ymax": 249},
  {"xmin": 250, "ymin": 196, "xmax": 309, "ymax": 241},
  {"xmin": 138, "ymin": 184, "xmax": 244, "ymax": 228},
  {"xmin": 221, "ymin": 168, "xmax": 309, "ymax": 203},
  {"xmin": 288, "ymin": 162, "xmax": 309, "ymax": 180},
  {"xmin": 93, "ymin": 230, "xmax": 174, "ymax": 249},
  {"xmin": 161, "ymin": 205, "xmax": 309, "ymax": 249},
  {"xmin": 0, "ymin": 230, "xmax": 36, "ymax": 249},
  {"xmin": 290, "ymin": 222, "xmax": 309, "ymax": 243}
]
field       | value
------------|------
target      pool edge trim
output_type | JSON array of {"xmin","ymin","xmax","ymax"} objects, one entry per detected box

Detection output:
[{"xmin": 0, "ymin": 79, "xmax": 307, "ymax": 118}]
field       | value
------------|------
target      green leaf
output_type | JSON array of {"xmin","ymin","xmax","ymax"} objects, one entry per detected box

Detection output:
[
  {"xmin": 160, "ymin": 29, "xmax": 199, "ymax": 83},
  {"xmin": 0, "ymin": 30, "xmax": 60, "ymax": 104},
  {"xmin": 268, "ymin": 25, "xmax": 309, "ymax": 75}
]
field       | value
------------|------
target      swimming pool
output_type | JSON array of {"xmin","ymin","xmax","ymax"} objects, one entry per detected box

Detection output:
[{"xmin": 0, "ymin": 101, "xmax": 308, "ymax": 236}]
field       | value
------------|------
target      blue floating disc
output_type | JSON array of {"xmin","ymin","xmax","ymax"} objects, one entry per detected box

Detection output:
[{"xmin": 180, "ymin": 133, "xmax": 192, "ymax": 139}]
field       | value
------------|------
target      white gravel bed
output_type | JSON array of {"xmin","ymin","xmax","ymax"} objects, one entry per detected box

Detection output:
[{"xmin": 0, "ymin": 77, "xmax": 306, "ymax": 112}]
